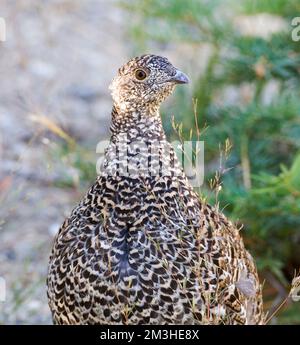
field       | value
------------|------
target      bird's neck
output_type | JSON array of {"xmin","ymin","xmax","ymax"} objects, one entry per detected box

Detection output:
[
  {"xmin": 102, "ymin": 103, "xmax": 183, "ymax": 179},
  {"xmin": 110, "ymin": 103, "xmax": 166, "ymax": 141}
]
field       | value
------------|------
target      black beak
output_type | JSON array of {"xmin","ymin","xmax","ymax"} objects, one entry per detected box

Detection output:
[{"xmin": 170, "ymin": 70, "xmax": 190, "ymax": 84}]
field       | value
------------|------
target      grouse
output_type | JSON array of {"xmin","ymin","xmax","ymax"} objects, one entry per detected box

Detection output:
[{"xmin": 47, "ymin": 54, "xmax": 264, "ymax": 325}]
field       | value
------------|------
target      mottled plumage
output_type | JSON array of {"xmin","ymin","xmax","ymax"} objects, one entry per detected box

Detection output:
[{"xmin": 47, "ymin": 54, "xmax": 264, "ymax": 324}]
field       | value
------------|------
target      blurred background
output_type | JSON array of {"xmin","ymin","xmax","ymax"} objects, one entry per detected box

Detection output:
[{"xmin": 0, "ymin": 0, "xmax": 299, "ymax": 324}]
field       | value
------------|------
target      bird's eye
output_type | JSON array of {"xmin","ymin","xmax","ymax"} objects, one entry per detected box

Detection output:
[{"xmin": 135, "ymin": 69, "xmax": 147, "ymax": 81}]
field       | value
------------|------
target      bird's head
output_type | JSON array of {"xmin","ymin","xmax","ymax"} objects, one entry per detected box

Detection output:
[{"xmin": 109, "ymin": 54, "xmax": 189, "ymax": 113}]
